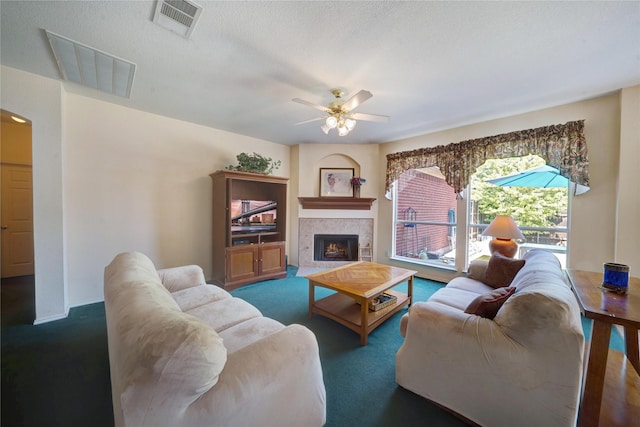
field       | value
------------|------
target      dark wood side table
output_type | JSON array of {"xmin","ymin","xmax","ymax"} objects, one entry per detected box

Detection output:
[{"xmin": 566, "ymin": 269, "xmax": 640, "ymax": 427}]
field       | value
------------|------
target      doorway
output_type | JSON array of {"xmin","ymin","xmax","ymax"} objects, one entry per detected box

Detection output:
[{"xmin": 1, "ymin": 109, "xmax": 35, "ymax": 325}]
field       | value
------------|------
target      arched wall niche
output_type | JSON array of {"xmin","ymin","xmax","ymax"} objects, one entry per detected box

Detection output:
[{"xmin": 315, "ymin": 153, "xmax": 360, "ymax": 196}]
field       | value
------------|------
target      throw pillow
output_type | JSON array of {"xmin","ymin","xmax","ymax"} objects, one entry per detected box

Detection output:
[
  {"xmin": 467, "ymin": 259, "xmax": 489, "ymax": 282},
  {"xmin": 483, "ymin": 252, "xmax": 525, "ymax": 288},
  {"xmin": 465, "ymin": 286, "xmax": 516, "ymax": 319}
]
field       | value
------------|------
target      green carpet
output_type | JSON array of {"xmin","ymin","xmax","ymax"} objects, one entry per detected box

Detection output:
[
  {"xmin": 1, "ymin": 302, "xmax": 113, "ymax": 427},
  {"xmin": 231, "ymin": 268, "xmax": 467, "ymax": 427},
  {"xmin": 1, "ymin": 266, "xmax": 624, "ymax": 427}
]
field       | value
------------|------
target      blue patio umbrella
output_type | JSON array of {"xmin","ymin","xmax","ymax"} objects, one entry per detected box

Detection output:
[{"xmin": 485, "ymin": 165, "xmax": 569, "ymax": 188}]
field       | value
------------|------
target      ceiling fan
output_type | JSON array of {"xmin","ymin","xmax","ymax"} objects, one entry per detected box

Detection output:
[{"xmin": 292, "ymin": 89, "xmax": 389, "ymax": 136}]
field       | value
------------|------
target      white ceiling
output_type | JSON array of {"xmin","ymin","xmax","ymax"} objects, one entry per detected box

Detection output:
[{"xmin": 2, "ymin": 1, "xmax": 639, "ymax": 146}]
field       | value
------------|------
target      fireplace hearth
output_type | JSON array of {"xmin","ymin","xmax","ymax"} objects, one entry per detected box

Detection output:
[{"xmin": 314, "ymin": 234, "xmax": 358, "ymax": 262}]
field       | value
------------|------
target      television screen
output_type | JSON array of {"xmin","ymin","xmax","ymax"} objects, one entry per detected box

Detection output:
[{"xmin": 231, "ymin": 200, "xmax": 277, "ymax": 225}]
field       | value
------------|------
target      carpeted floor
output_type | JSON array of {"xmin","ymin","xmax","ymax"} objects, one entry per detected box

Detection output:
[
  {"xmin": 1, "ymin": 300, "xmax": 113, "ymax": 426},
  {"xmin": 1, "ymin": 266, "xmax": 625, "ymax": 426},
  {"xmin": 295, "ymin": 266, "xmax": 330, "ymax": 277},
  {"xmin": 231, "ymin": 267, "xmax": 470, "ymax": 427}
]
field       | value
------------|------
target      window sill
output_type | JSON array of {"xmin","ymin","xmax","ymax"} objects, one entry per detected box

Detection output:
[{"xmin": 389, "ymin": 256, "xmax": 457, "ymax": 272}]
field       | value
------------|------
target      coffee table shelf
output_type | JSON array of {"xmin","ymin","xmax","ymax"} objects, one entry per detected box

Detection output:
[
  {"xmin": 307, "ymin": 262, "xmax": 416, "ymax": 345},
  {"xmin": 313, "ymin": 289, "xmax": 409, "ymax": 330}
]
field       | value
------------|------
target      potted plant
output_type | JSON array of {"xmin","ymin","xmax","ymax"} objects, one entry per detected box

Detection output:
[{"xmin": 225, "ymin": 152, "xmax": 282, "ymax": 175}]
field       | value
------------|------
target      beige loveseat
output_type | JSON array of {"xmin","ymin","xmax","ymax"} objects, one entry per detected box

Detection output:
[
  {"xmin": 104, "ymin": 252, "xmax": 326, "ymax": 427},
  {"xmin": 396, "ymin": 249, "xmax": 584, "ymax": 427}
]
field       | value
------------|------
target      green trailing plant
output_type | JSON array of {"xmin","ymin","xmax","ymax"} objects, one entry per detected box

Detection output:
[{"xmin": 225, "ymin": 152, "xmax": 282, "ymax": 175}]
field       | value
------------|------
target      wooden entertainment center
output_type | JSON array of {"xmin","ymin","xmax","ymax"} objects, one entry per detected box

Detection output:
[{"xmin": 210, "ymin": 170, "xmax": 288, "ymax": 290}]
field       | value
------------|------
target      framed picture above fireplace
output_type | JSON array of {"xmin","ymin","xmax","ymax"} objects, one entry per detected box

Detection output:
[{"xmin": 320, "ymin": 168, "xmax": 354, "ymax": 197}]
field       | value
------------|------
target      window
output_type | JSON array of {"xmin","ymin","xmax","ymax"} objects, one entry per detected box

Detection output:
[
  {"xmin": 391, "ymin": 156, "xmax": 569, "ymax": 270},
  {"xmin": 468, "ymin": 155, "xmax": 569, "ymax": 267},
  {"xmin": 392, "ymin": 168, "xmax": 458, "ymax": 268}
]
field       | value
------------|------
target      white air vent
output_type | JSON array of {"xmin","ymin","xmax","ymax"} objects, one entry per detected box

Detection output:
[
  {"xmin": 153, "ymin": 0, "xmax": 203, "ymax": 39},
  {"xmin": 45, "ymin": 31, "xmax": 136, "ymax": 98}
]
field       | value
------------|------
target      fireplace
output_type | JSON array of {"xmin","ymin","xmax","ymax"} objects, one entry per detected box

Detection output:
[
  {"xmin": 298, "ymin": 218, "xmax": 373, "ymax": 267},
  {"xmin": 314, "ymin": 234, "xmax": 358, "ymax": 262}
]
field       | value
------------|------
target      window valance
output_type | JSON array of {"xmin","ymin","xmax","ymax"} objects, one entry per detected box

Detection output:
[{"xmin": 385, "ymin": 120, "xmax": 590, "ymax": 197}]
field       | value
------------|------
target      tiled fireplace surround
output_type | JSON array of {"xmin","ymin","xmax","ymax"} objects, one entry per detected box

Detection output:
[{"xmin": 298, "ymin": 218, "xmax": 374, "ymax": 268}]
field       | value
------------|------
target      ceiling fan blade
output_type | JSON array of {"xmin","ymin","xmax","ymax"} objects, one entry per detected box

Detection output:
[
  {"xmin": 295, "ymin": 117, "xmax": 325, "ymax": 125},
  {"xmin": 351, "ymin": 112, "xmax": 389, "ymax": 123},
  {"xmin": 292, "ymin": 98, "xmax": 329, "ymax": 113},
  {"xmin": 341, "ymin": 90, "xmax": 373, "ymax": 112}
]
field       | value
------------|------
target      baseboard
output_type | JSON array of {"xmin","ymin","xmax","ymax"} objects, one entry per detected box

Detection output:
[{"xmin": 33, "ymin": 309, "xmax": 69, "ymax": 325}]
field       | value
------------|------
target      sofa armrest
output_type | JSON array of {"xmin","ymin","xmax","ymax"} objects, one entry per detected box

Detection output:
[
  {"xmin": 187, "ymin": 324, "xmax": 327, "ymax": 427},
  {"xmin": 157, "ymin": 265, "xmax": 206, "ymax": 292},
  {"xmin": 397, "ymin": 300, "xmax": 583, "ymax": 427}
]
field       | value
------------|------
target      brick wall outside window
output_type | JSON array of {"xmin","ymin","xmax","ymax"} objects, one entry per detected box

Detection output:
[{"xmin": 394, "ymin": 170, "xmax": 457, "ymax": 258}]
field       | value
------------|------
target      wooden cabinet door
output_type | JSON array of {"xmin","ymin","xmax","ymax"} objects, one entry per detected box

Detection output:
[
  {"xmin": 259, "ymin": 242, "xmax": 286, "ymax": 276},
  {"xmin": 226, "ymin": 246, "xmax": 258, "ymax": 283}
]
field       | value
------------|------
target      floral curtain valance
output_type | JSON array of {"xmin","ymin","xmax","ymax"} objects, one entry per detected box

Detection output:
[{"xmin": 385, "ymin": 120, "xmax": 590, "ymax": 197}]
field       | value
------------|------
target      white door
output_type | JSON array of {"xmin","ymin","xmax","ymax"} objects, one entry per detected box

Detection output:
[{"xmin": 1, "ymin": 164, "xmax": 34, "ymax": 277}]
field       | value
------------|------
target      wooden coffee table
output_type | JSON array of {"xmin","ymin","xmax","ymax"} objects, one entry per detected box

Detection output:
[
  {"xmin": 307, "ymin": 261, "xmax": 416, "ymax": 345},
  {"xmin": 566, "ymin": 269, "xmax": 640, "ymax": 427}
]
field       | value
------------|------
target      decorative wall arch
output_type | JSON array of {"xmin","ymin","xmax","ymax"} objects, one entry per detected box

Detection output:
[{"xmin": 317, "ymin": 153, "xmax": 361, "ymax": 174}]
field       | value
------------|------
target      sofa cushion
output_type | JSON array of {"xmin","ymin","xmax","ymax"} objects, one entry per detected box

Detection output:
[
  {"xmin": 484, "ymin": 253, "xmax": 525, "ymax": 288},
  {"xmin": 428, "ymin": 287, "xmax": 483, "ymax": 311},
  {"xmin": 467, "ymin": 259, "xmax": 489, "ymax": 282},
  {"xmin": 186, "ymin": 297, "xmax": 262, "ymax": 333},
  {"xmin": 171, "ymin": 285, "xmax": 230, "ymax": 311},
  {"xmin": 218, "ymin": 316, "xmax": 285, "ymax": 354},
  {"xmin": 158, "ymin": 265, "xmax": 207, "ymax": 292},
  {"xmin": 464, "ymin": 286, "xmax": 516, "ymax": 319},
  {"xmin": 447, "ymin": 276, "xmax": 494, "ymax": 295}
]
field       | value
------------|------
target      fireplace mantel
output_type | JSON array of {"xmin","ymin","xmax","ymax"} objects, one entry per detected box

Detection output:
[{"xmin": 298, "ymin": 197, "xmax": 376, "ymax": 210}]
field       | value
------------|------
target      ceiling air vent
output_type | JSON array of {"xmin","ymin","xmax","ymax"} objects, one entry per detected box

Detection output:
[
  {"xmin": 153, "ymin": 0, "xmax": 203, "ymax": 39},
  {"xmin": 46, "ymin": 30, "xmax": 136, "ymax": 98}
]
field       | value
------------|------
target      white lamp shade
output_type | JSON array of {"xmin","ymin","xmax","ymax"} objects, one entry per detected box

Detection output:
[
  {"xmin": 325, "ymin": 116, "xmax": 337, "ymax": 129},
  {"xmin": 345, "ymin": 118, "xmax": 356, "ymax": 131},
  {"xmin": 482, "ymin": 215, "xmax": 525, "ymax": 240}
]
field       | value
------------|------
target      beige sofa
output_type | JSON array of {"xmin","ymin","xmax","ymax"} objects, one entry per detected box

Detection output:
[
  {"xmin": 104, "ymin": 252, "xmax": 326, "ymax": 427},
  {"xmin": 396, "ymin": 249, "xmax": 584, "ymax": 427}
]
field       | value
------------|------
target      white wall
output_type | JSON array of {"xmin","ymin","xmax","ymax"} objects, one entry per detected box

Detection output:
[
  {"xmin": 378, "ymin": 91, "xmax": 634, "ymax": 280},
  {"xmin": 2, "ymin": 66, "xmax": 290, "ymax": 316},
  {"xmin": 63, "ymin": 94, "xmax": 290, "ymax": 306},
  {"xmin": 616, "ymin": 85, "xmax": 640, "ymax": 273},
  {"xmin": 1, "ymin": 66, "xmax": 67, "ymax": 323}
]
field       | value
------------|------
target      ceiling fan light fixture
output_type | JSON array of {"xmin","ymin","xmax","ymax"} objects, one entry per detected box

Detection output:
[
  {"xmin": 345, "ymin": 118, "xmax": 356, "ymax": 131},
  {"xmin": 293, "ymin": 88, "xmax": 389, "ymax": 137}
]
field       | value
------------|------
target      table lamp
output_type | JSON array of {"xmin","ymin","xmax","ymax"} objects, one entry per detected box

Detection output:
[{"xmin": 482, "ymin": 215, "xmax": 525, "ymax": 258}]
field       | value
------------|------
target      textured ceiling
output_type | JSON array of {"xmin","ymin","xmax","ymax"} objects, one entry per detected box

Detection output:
[{"xmin": 1, "ymin": 1, "xmax": 639, "ymax": 145}]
